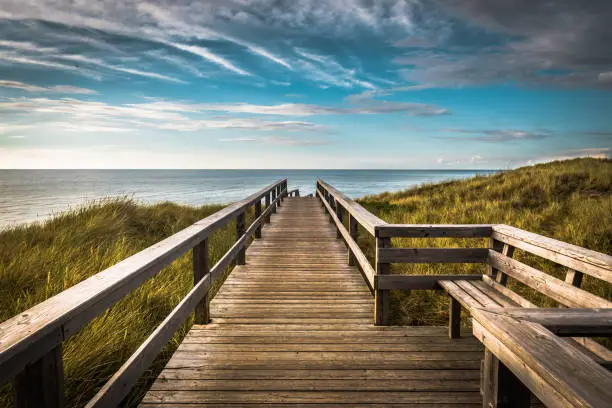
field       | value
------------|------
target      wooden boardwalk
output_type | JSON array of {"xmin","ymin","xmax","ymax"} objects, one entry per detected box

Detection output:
[{"xmin": 141, "ymin": 197, "xmax": 483, "ymax": 407}]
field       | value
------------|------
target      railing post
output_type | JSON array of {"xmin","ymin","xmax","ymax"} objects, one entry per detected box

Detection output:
[
  {"xmin": 255, "ymin": 199, "xmax": 262, "ymax": 238},
  {"xmin": 265, "ymin": 192, "xmax": 271, "ymax": 223},
  {"xmin": 565, "ymin": 269, "xmax": 583, "ymax": 288},
  {"xmin": 272, "ymin": 189, "xmax": 277, "ymax": 214},
  {"xmin": 236, "ymin": 212, "xmax": 246, "ymax": 265},
  {"xmin": 348, "ymin": 215, "xmax": 358, "ymax": 265},
  {"xmin": 487, "ymin": 239, "xmax": 514, "ymax": 285},
  {"xmin": 482, "ymin": 349, "xmax": 531, "ymax": 408},
  {"xmin": 277, "ymin": 185, "xmax": 282, "ymax": 207},
  {"xmin": 335, "ymin": 203, "xmax": 343, "ymax": 239},
  {"xmin": 14, "ymin": 344, "xmax": 64, "ymax": 408},
  {"xmin": 375, "ymin": 235, "xmax": 391, "ymax": 325},
  {"xmin": 449, "ymin": 296, "xmax": 461, "ymax": 339},
  {"xmin": 193, "ymin": 239, "xmax": 210, "ymax": 324}
]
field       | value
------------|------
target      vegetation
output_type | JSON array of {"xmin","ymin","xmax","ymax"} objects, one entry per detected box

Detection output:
[
  {"xmin": 0, "ymin": 158, "xmax": 610, "ymax": 407},
  {"xmin": 357, "ymin": 158, "xmax": 611, "ymax": 326},
  {"xmin": 0, "ymin": 199, "xmax": 245, "ymax": 407}
]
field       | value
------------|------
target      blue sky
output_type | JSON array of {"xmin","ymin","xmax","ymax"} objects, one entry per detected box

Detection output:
[{"xmin": 0, "ymin": 0, "xmax": 610, "ymax": 169}]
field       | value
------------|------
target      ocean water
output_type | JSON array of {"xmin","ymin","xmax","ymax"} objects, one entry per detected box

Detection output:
[{"xmin": 0, "ymin": 169, "xmax": 498, "ymax": 228}]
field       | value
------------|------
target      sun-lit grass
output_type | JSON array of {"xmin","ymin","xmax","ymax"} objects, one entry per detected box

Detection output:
[
  {"xmin": 0, "ymin": 198, "xmax": 254, "ymax": 407},
  {"xmin": 356, "ymin": 158, "xmax": 611, "ymax": 326},
  {"xmin": 1, "ymin": 158, "xmax": 610, "ymax": 407}
]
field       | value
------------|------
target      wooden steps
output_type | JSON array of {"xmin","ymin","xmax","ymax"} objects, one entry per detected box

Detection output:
[{"xmin": 140, "ymin": 197, "xmax": 483, "ymax": 407}]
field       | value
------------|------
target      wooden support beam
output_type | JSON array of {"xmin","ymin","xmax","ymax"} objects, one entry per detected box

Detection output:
[
  {"xmin": 271, "ymin": 189, "xmax": 277, "ymax": 214},
  {"xmin": 495, "ymin": 244, "xmax": 515, "ymax": 286},
  {"xmin": 236, "ymin": 212, "xmax": 246, "ymax": 265},
  {"xmin": 348, "ymin": 215, "xmax": 358, "ymax": 266},
  {"xmin": 265, "ymin": 193, "xmax": 271, "ymax": 223},
  {"xmin": 482, "ymin": 349, "xmax": 532, "ymax": 408},
  {"xmin": 374, "ymin": 236, "xmax": 391, "ymax": 326},
  {"xmin": 193, "ymin": 239, "xmax": 210, "ymax": 325},
  {"xmin": 487, "ymin": 238, "xmax": 505, "ymax": 278},
  {"xmin": 565, "ymin": 269, "xmax": 583, "ymax": 288},
  {"xmin": 335, "ymin": 203, "xmax": 343, "ymax": 239},
  {"xmin": 254, "ymin": 200, "xmax": 262, "ymax": 239},
  {"xmin": 14, "ymin": 345, "xmax": 64, "ymax": 408},
  {"xmin": 449, "ymin": 296, "xmax": 462, "ymax": 339}
]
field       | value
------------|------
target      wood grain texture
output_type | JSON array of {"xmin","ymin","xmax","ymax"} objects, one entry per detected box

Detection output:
[{"xmin": 141, "ymin": 197, "xmax": 483, "ymax": 406}]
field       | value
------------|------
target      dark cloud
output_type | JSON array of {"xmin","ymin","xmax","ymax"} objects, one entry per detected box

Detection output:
[{"xmin": 396, "ymin": 0, "xmax": 612, "ymax": 89}]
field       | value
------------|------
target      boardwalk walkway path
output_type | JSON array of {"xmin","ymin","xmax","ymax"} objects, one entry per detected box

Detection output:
[{"xmin": 141, "ymin": 197, "xmax": 483, "ymax": 406}]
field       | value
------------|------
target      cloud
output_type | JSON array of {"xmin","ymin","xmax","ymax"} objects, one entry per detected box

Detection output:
[
  {"xmin": 442, "ymin": 128, "xmax": 551, "ymax": 142},
  {"xmin": 166, "ymin": 42, "xmax": 250, "ymax": 76},
  {"xmin": 0, "ymin": 80, "xmax": 97, "ymax": 94},
  {"xmin": 394, "ymin": 0, "xmax": 612, "ymax": 89},
  {"xmin": 219, "ymin": 136, "xmax": 328, "ymax": 146},
  {"xmin": 134, "ymin": 100, "xmax": 449, "ymax": 117}
]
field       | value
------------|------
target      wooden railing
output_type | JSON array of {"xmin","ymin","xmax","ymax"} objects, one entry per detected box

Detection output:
[
  {"xmin": 0, "ymin": 179, "xmax": 289, "ymax": 408},
  {"xmin": 316, "ymin": 179, "xmax": 612, "ymax": 408}
]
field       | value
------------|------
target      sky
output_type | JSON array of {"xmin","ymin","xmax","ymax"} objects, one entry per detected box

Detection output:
[{"xmin": 0, "ymin": 0, "xmax": 611, "ymax": 169}]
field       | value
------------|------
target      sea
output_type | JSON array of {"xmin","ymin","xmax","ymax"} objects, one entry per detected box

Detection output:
[{"xmin": 0, "ymin": 169, "xmax": 498, "ymax": 228}]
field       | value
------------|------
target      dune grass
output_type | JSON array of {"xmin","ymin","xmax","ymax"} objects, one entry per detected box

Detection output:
[
  {"xmin": 0, "ymin": 158, "xmax": 610, "ymax": 407},
  {"xmin": 0, "ymin": 199, "xmax": 251, "ymax": 407},
  {"xmin": 356, "ymin": 158, "xmax": 611, "ymax": 326}
]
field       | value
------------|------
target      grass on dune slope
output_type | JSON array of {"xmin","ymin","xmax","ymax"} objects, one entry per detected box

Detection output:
[
  {"xmin": 357, "ymin": 158, "xmax": 612, "ymax": 326},
  {"xmin": 0, "ymin": 158, "xmax": 610, "ymax": 407},
  {"xmin": 0, "ymin": 199, "xmax": 248, "ymax": 408}
]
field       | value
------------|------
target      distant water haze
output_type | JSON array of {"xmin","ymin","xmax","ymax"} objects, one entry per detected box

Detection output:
[{"xmin": 0, "ymin": 169, "xmax": 498, "ymax": 228}]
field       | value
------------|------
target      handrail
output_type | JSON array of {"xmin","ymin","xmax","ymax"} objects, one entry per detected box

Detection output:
[
  {"xmin": 316, "ymin": 179, "xmax": 386, "ymax": 236},
  {"xmin": 0, "ymin": 179, "xmax": 288, "ymax": 404},
  {"xmin": 316, "ymin": 179, "xmax": 611, "ymax": 408}
]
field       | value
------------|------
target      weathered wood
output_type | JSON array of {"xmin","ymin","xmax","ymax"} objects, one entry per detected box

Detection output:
[
  {"xmin": 317, "ymin": 179, "xmax": 387, "ymax": 236},
  {"xmin": 488, "ymin": 250, "xmax": 612, "ymax": 308},
  {"xmin": 14, "ymin": 344, "xmax": 63, "ymax": 408},
  {"xmin": 265, "ymin": 192, "xmax": 271, "ymax": 223},
  {"xmin": 565, "ymin": 269, "xmax": 584, "ymax": 288},
  {"xmin": 486, "ymin": 238, "xmax": 505, "ymax": 278},
  {"xmin": 494, "ymin": 244, "xmax": 515, "ymax": 286},
  {"xmin": 0, "ymin": 179, "xmax": 286, "ymax": 385},
  {"xmin": 87, "ymin": 274, "xmax": 212, "ymax": 408},
  {"xmin": 193, "ymin": 239, "xmax": 210, "ymax": 325},
  {"xmin": 449, "ymin": 296, "xmax": 461, "ymax": 339},
  {"xmin": 481, "ymin": 349, "xmax": 531, "ymax": 408},
  {"xmin": 335, "ymin": 201, "xmax": 343, "ymax": 239},
  {"xmin": 376, "ymin": 224, "xmax": 493, "ymax": 238},
  {"xmin": 348, "ymin": 215, "xmax": 358, "ymax": 266},
  {"xmin": 375, "ymin": 274, "xmax": 482, "ymax": 290},
  {"xmin": 317, "ymin": 190, "xmax": 375, "ymax": 287},
  {"xmin": 254, "ymin": 200, "xmax": 262, "ymax": 238},
  {"xmin": 375, "ymin": 236, "xmax": 391, "ymax": 325},
  {"xmin": 492, "ymin": 224, "xmax": 612, "ymax": 283},
  {"xmin": 481, "ymin": 275, "xmax": 537, "ymax": 308},
  {"xmin": 377, "ymin": 248, "xmax": 489, "ymax": 264},
  {"xmin": 472, "ymin": 311, "xmax": 612, "ymax": 408},
  {"xmin": 236, "ymin": 212, "xmax": 246, "ymax": 265}
]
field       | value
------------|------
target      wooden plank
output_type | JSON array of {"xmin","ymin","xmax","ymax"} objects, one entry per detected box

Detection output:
[
  {"xmin": 492, "ymin": 224, "xmax": 612, "ymax": 283},
  {"xmin": 177, "ymin": 343, "xmax": 483, "ymax": 352},
  {"xmin": 378, "ymin": 248, "xmax": 489, "ymax": 264},
  {"xmin": 481, "ymin": 348, "xmax": 531, "ymax": 408},
  {"xmin": 488, "ymin": 251, "xmax": 612, "ymax": 308},
  {"xmin": 142, "ymin": 390, "xmax": 482, "ymax": 404},
  {"xmin": 375, "ymin": 274, "xmax": 482, "ymax": 290},
  {"xmin": 449, "ymin": 296, "xmax": 461, "ymax": 339},
  {"xmin": 376, "ymin": 224, "xmax": 493, "ymax": 238},
  {"xmin": 472, "ymin": 309, "xmax": 612, "ymax": 408},
  {"xmin": 481, "ymin": 275, "xmax": 537, "ymax": 308}
]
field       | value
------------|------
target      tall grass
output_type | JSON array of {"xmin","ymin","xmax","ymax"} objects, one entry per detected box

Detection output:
[
  {"xmin": 0, "ymin": 158, "xmax": 610, "ymax": 407},
  {"xmin": 357, "ymin": 158, "xmax": 611, "ymax": 326},
  {"xmin": 0, "ymin": 199, "xmax": 248, "ymax": 407}
]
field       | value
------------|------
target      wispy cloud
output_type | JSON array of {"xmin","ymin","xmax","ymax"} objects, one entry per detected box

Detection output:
[
  {"xmin": 166, "ymin": 42, "xmax": 250, "ymax": 76},
  {"xmin": 0, "ymin": 80, "xmax": 97, "ymax": 94},
  {"xmin": 442, "ymin": 129, "xmax": 552, "ymax": 142},
  {"xmin": 219, "ymin": 135, "xmax": 328, "ymax": 146},
  {"xmin": 294, "ymin": 48, "xmax": 376, "ymax": 90}
]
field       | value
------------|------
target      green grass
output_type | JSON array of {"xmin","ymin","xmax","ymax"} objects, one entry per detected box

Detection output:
[
  {"xmin": 357, "ymin": 158, "xmax": 611, "ymax": 326},
  {"xmin": 0, "ymin": 199, "xmax": 250, "ymax": 407},
  {"xmin": 0, "ymin": 158, "xmax": 610, "ymax": 407}
]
